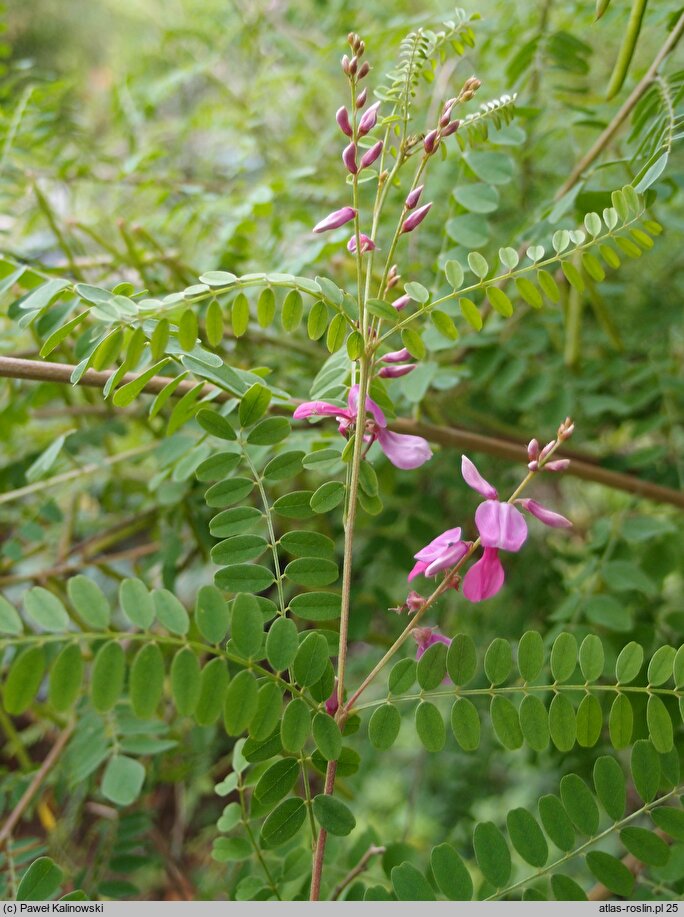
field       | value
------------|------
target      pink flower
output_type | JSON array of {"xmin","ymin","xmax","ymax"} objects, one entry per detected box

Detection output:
[
  {"xmin": 405, "ymin": 185, "xmax": 424, "ymax": 210},
  {"xmin": 336, "ymin": 106, "xmax": 352, "ymax": 137},
  {"xmin": 462, "ymin": 547, "xmax": 505, "ymax": 602},
  {"xmin": 347, "ymin": 233, "xmax": 376, "ymax": 254},
  {"xmin": 518, "ymin": 499, "xmax": 572, "ymax": 529},
  {"xmin": 342, "ymin": 142, "xmax": 358, "ymax": 174},
  {"xmin": 293, "ymin": 385, "xmax": 432, "ymax": 471},
  {"xmin": 358, "ymin": 101, "xmax": 380, "ymax": 135},
  {"xmin": 462, "ymin": 455, "xmax": 527, "ymax": 552},
  {"xmin": 401, "ymin": 202, "xmax": 432, "ymax": 234},
  {"xmin": 360, "ymin": 140, "xmax": 383, "ymax": 169},
  {"xmin": 408, "ymin": 528, "xmax": 469, "ymax": 581},
  {"xmin": 313, "ymin": 207, "xmax": 357, "ymax": 233},
  {"xmin": 378, "ymin": 363, "xmax": 416, "ymax": 378}
]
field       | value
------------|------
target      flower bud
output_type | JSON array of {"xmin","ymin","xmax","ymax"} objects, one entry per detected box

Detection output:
[
  {"xmin": 347, "ymin": 233, "xmax": 375, "ymax": 254},
  {"xmin": 336, "ymin": 106, "xmax": 353, "ymax": 137},
  {"xmin": 342, "ymin": 142, "xmax": 358, "ymax": 174},
  {"xmin": 356, "ymin": 88, "xmax": 367, "ymax": 108},
  {"xmin": 392, "ymin": 294, "xmax": 412, "ymax": 311},
  {"xmin": 358, "ymin": 101, "xmax": 380, "ymax": 136},
  {"xmin": 441, "ymin": 119, "xmax": 461, "ymax": 137},
  {"xmin": 404, "ymin": 185, "xmax": 424, "ymax": 210},
  {"xmin": 357, "ymin": 61, "xmax": 370, "ymax": 79},
  {"xmin": 527, "ymin": 438, "xmax": 539, "ymax": 460},
  {"xmin": 381, "ymin": 347, "xmax": 412, "ymax": 363},
  {"xmin": 527, "ymin": 460, "xmax": 539, "ymax": 472},
  {"xmin": 423, "ymin": 129, "xmax": 439, "ymax": 153},
  {"xmin": 539, "ymin": 440, "xmax": 556, "ymax": 461},
  {"xmin": 341, "ymin": 54, "xmax": 350, "ymax": 74},
  {"xmin": 348, "ymin": 55, "xmax": 358, "ymax": 75},
  {"xmin": 441, "ymin": 97, "xmax": 457, "ymax": 120},
  {"xmin": 544, "ymin": 459, "xmax": 570, "ymax": 472},
  {"xmin": 360, "ymin": 140, "xmax": 383, "ymax": 168},
  {"xmin": 312, "ymin": 206, "xmax": 357, "ymax": 233},
  {"xmin": 357, "ymin": 40, "xmax": 365, "ymax": 56},
  {"xmin": 400, "ymin": 201, "xmax": 432, "ymax": 234},
  {"xmin": 379, "ymin": 363, "xmax": 416, "ymax": 378}
]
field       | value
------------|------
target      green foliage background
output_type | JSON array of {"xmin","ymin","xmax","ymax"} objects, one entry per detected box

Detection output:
[{"xmin": 1, "ymin": 0, "xmax": 683, "ymax": 902}]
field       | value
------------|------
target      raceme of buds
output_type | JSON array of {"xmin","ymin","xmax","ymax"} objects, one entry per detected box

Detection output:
[
  {"xmin": 313, "ymin": 206, "xmax": 357, "ymax": 233},
  {"xmin": 356, "ymin": 88, "xmax": 367, "ymax": 108},
  {"xmin": 336, "ymin": 106, "xmax": 353, "ymax": 137},
  {"xmin": 401, "ymin": 201, "xmax": 432, "ymax": 234},
  {"xmin": 347, "ymin": 233, "xmax": 376, "ymax": 254},
  {"xmin": 358, "ymin": 101, "xmax": 380, "ymax": 135},
  {"xmin": 405, "ymin": 185, "xmax": 424, "ymax": 210},
  {"xmin": 342, "ymin": 142, "xmax": 358, "ymax": 174},
  {"xmin": 378, "ymin": 363, "xmax": 416, "ymax": 378},
  {"xmin": 423, "ymin": 129, "xmax": 439, "ymax": 154},
  {"xmin": 360, "ymin": 140, "xmax": 383, "ymax": 169}
]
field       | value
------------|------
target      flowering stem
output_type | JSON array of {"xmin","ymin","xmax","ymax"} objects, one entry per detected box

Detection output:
[{"xmin": 345, "ymin": 463, "xmax": 547, "ymax": 711}]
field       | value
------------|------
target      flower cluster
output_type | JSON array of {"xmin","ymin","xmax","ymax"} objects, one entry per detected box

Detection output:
[{"xmin": 293, "ymin": 384, "xmax": 432, "ymax": 470}]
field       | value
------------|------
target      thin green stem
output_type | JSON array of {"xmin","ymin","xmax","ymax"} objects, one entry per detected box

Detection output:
[
  {"xmin": 374, "ymin": 210, "xmax": 647, "ymax": 347},
  {"xmin": 243, "ymin": 449, "xmax": 287, "ymax": 618},
  {"xmin": 487, "ymin": 785, "xmax": 682, "ymax": 900},
  {"xmin": 237, "ymin": 778, "xmax": 281, "ymax": 900},
  {"xmin": 299, "ymin": 753, "xmax": 318, "ymax": 847}
]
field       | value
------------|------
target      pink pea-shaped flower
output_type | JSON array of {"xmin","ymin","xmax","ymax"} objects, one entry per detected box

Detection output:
[
  {"xmin": 360, "ymin": 140, "xmax": 383, "ymax": 169},
  {"xmin": 342, "ymin": 142, "xmax": 358, "ymax": 174},
  {"xmin": 336, "ymin": 106, "xmax": 353, "ymax": 137},
  {"xmin": 358, "ymin": 101, "xmax": 381, "ymax": 136}
]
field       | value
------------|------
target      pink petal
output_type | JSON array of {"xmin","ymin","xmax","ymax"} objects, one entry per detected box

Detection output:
[
  {"xmin": 293, "ymin": 400, "xmax": 348, "ymax": 420},
  {"xmin": 475, "ymin": 501, "xmax": 527, "ymax": 552},
  {"xmin": 462, "ymin": 548, "xmax": 505, "ymax": 602},
  {"xmin": 376, "ymin": 429, "xmax": 432, "ymax": 470},
  {"xmin": 415, "ymin": 631, "xmax": 451, "ymax": 660},
  {"xmin": 519, "ymin": 499, "xmax": 572, "ymax": 529},
  {"xmin": 425, "ymin": 540, "xmax": 469, "ymax": 577},
  {"xmin": 461, "ymin": 455, "xmax": 498, "ymax": 499},
  {"xmin": 415, "ymin": 528, "xmax": 463, "ymax": 563},
  {"xmin": 408, "ymin": 560, "xmax": 428, "ymax": 582},
  {"xmin": 347, "ymin": 384, "xmax": 386, "ymax": 427}
]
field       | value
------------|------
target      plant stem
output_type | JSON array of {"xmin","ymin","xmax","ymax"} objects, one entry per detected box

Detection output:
[{"xmin": 309, "ymin": 760, "xmax": 338, "ymax": 901}]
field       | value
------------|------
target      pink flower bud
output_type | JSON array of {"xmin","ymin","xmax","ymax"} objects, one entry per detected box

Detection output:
[
  {"xmin": 519, "ymin": 499, "xmax": 572, "ymax": 529},
  {"xmin": 539, "ymin": 440, "xmax": 556, "ymax": 461},
  {"xmin": 392, "ymin": 294, "xmax": 412, "ymax": 311},
  {"xmin": 312, "ymin": 206, "xmax": 357, "ymax": 233},
  {"xmin": 423, "ymin": 129, "xmax": 439, "ymax": 153},
  {"xmin": 360, "ymin": 140, "xmax": 383, "ymax": 168},
  {"xmin": 336, "ymin": 106, "xmax": 353, "ymax": 137},
  {"xmin": 358, "ymin": 101, "xmax": 380, "ymax": 136},
  {"xmin": 441, "ymin": 97, "xmax": 457, "ymax": 119},
  {"xmin": 347, "ymin": 233, "xmax": 376, "ymax": 254},
  {"xmin": 356, "ymin": 88, "xmax": 367, "ymax": 108},
  {"xmin": 545, "ymin": 459, "xmax": 570, "ymax": 472},
  {"xmin": 527, "ymin": 438, "xmax": 539, "ymax": 460},
  {"xmin": 341, "ymin": 55, "xmax": 350, "ymax": 74},
  {"xmin": 357, "ymin": 61, "xmax": 370, "ymax": 79},
  {"xmin": 348, "ymin": 55, "xmax": 358, "ymax": 75},
  {"xmin": 527, "ymin": 460, "xmax": 539, "ymax": 472},
  {"xmin": 404, "ymin": 185, "xmax": 424, "ymax": 210},
  {"xmin": 381, "ymin": 347, "xmax": 412, "ymax": 363},
  {"xmin": 401, "ymin": 202, "xmax": 432, "ymax": 234},
  {"xmin": 378, "ymin": 363, "xmax": 416, "ymax": 378},
  {"xmin": 342, "ymin": 142, "xmax": 358, "ymax": 174},
  {"xmin": 441, "ymin": 119, "xmax": 461, "ymax": 137}
]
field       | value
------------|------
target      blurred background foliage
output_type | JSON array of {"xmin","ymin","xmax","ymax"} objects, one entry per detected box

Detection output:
[{"xmin": 1, "ymin": 0, "xmax": 683, "ymax": 900}]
